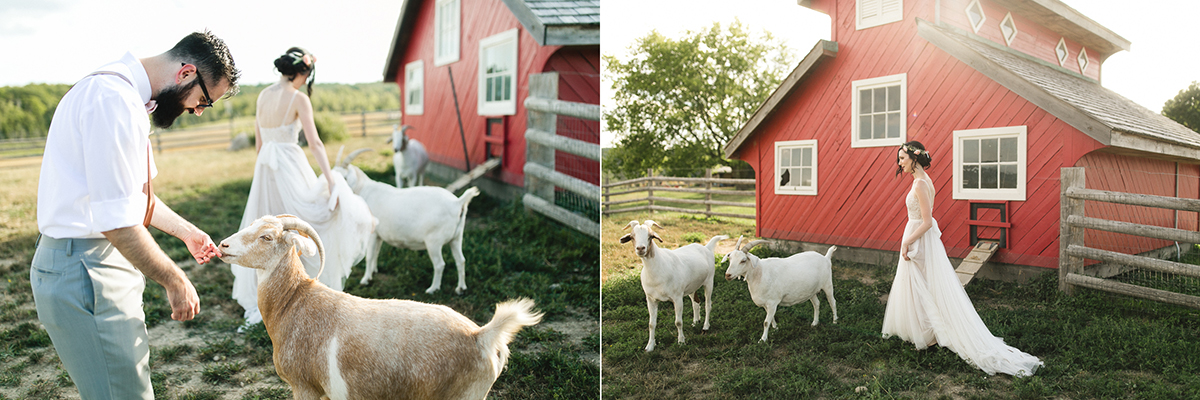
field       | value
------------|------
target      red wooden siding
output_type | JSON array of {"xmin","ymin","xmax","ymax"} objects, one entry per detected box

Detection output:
[
  {"xmin": 544, "ymin": 46, "xmax": 600, "ymax": 185},
  {"xmin": 395, "ymin": 0, "xmax": 567, "ymax": 187},
  {"xmin": 939, "ymin": 0, "xmax": 1100, "ymax": 80},
  {"xmin": 1076, "ymin": 153, "xmax": 1200, "ymax": 255}
]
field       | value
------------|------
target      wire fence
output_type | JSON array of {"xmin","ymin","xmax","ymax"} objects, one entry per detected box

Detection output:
[{"xmin": 554, "ymin": 115, "xmax": 600, "ymax": 219}]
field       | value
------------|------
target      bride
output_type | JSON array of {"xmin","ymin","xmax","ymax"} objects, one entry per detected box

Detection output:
[
  {"xmin": 881, "ymin": 141, "xmax": 1042, "ymax": 377},
  {"xmin": 230, "ymin": 47, "xmax": 374, "ymax": 328}
]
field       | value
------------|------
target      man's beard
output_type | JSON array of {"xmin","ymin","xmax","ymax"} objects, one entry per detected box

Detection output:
[{"xmin": 150, "ymin": 80, "xmax": 197, "ymax": 129}]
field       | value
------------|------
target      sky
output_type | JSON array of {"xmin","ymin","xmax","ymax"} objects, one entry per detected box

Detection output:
[
  {"xmin": 0, "ymin": 0, "xmax": 406, "ymax": 86},
  {"xmin": 600, "ymin": 0, "xmax": 1200, "ymax": 147}
]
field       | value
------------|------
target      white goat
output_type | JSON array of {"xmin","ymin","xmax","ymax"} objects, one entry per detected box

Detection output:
[
  {"xmin": 334, "ymin": 148, "xmax": 479, "ymax": 294},
  {"xmin": 620, "ymin": 220, "xmax": 727, "ymax": 352},
  {"xmin": 217, "ymin": 214, "xmax": 541, "ymax": 400},
  {"xmin": 722, "ymin": 237, "xmax": 838, "ymax": 342},
  {"xmin": 387, "ymin": 124, "xmax": 429, "ymax": 188}
]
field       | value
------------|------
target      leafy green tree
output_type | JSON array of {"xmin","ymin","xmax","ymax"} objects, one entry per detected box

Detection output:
[
  {"xmin": 604, "ymin": 20, "xmax": 793, "ymax": 178},
  {"xmin": 1163, "ymin": 81, "xmax": 1200, "ymax": 132}
]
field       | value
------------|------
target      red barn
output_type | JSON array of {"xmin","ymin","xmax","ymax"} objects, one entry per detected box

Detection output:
[
  {"xmin": 383, "ymin": 0, "xmax": 600, "ymax": 197},
  {"xmin": 724, "ymin": 0, "xmax": 1200, "ymax": 280}
]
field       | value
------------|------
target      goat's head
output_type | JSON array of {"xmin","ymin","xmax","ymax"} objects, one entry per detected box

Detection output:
[
  {"xmin": 619, "ymin": 220, "xmax": 663, "ymax": 258},
  {"xmin": 332, "ymin": 147, "xmax": 374, "ymax": 193},
  {"xmin": 386, "ymin": 125, "xmax": 413, "ymax": 152},
  {"xmin": 724, "ymin": 236, "xmax": 767, "ymax": 281},
  {"xmin": 218, "ymin": 214, "xmax": 326, "ymax": 280}
]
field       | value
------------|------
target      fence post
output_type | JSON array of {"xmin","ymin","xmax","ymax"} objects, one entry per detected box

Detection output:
[
  {"xmin": 603, "ymin": 175, "xmax": 610, "ymax": 216},
  {"xmin": 1060, "ymin": 167, "xmax": 1085, "ymax": 295},
  {"xmin": 361, "ymin": 110, "xmax": 367, "ymax": 137},
  {"xmin": 647, "ymin": 168, "xmax": 655, "ymax": 217},
  {"xmin": 705, "ymin": 168, "xmax": 713, "ymax": 218},
  {"xmin": 525, "ymin": 73, "xmax": 559, "ymax": 209}
]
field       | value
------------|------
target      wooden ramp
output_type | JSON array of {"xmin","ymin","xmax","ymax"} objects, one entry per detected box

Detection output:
[
  {"xmin": 956, "ymin": 240, "xmax": 1000, "ymax": 286},
  {"xmin": 445, "ymin": 158, "xmax": 502, "ymax": 193}
]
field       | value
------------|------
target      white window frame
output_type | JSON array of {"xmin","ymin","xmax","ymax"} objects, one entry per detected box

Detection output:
[
  {"xmin": 952, "ymin": 126, "xmax": 1027, "ymax": 201},
  {"xmin": 850, "ymin": 73, "xmax": 907, "ymax": 148},
  {"xmin": 1077, "ymin": 47, "xmax": 1090, "ymax": 74},
  {"xmin": 966, "ymin": 0, "xmax": 986, "ymax": 33},
  {"xmin": 774, "ymin": 140, "xmax": 818, "ymax": 196},
  {"xmin": 477, "ymin": 29, "xmax": 519, "ymax": 116},
  {"xmin": 999, "ymin": 12, "xmax": 1017, "ymax": 46},
  {"xmin": 404, "ymin": 60, "xmax": 424, "ymax": 115},
  {"xmin": 433, "ymin": 0, "xmax": 460, "ymax": 66},
  {"xmin": 856, "ymin": 0, "xmax": 903, "ymax": 30},
  {"xmin": 1055, "ymin": 38, "xmax": 1069, "ymax": 67}
]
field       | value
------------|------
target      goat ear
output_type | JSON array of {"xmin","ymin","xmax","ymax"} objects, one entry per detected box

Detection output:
[
  {"xmin": 619, "ymin": 234, "xmax": 633, "ymax": 244},
  {"xmin": 286, "ymin": 230, "xmax": 318, "ymax": 257},
  {"xmin": 650, "ymin": 232, "xmax": 663, "ymax": 242}
]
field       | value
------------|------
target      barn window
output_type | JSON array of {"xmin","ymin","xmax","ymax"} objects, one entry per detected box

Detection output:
[
  {"xmin": 1077, "ymin": 47, "xmax": 1090, "ymax": 74},
  {"xmin": 851, "ymin": 73, "xmax": 906, "ymax": 148},
  {"xmin": 1055, "ymin": 38, "xmax": 1069, "ymax": 66},
  {"xmin": 953, "ymin": 126, "xmax": 1027, "ymax": 201},
  {"xmin": 404, "ymin": 60, "xmax": 423, "ymax": 115},
  {"xmin": 434, "ymin": 0, "xmax": 460, "ymax": 66},
  {"xmin": 775, "ymin": 140, "xmax": 818, "ymax": 196},
  {"xmin": 966, "ymin": 0, "xmax": 985, "ymax": 33},
  {"xmin": 857, "ymin": 0, "xmax": 902, "ymax": 30},
  {"xmin": 478, "ymin": 29, "xmax": 518, "ymax": 116},
  {"xmin": 1000, "ymin": 13, "xmax": 1017, "ymax": 45}
]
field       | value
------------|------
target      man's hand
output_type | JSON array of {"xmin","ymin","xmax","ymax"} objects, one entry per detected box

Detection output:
[
  {"xmin": 185, "ymin": 232, "xmax": 220, "ymax": 264},
  {"xmin": 165, "ymin": 277, "xmax": 200, "ymax": 321}
]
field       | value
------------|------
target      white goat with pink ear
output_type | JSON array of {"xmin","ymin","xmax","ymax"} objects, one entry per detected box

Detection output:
[
  {"xmin": 620, "ymin": 220, "xmax": 727, "ymax": 352},
  {"xmin": 723, "ymin": 236, "xmax": 838, "ymax": 342}
]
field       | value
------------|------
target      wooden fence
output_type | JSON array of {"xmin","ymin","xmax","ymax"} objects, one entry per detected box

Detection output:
[
  {"xmin": 602, "ymin": 169, "xmax": 756, "ymax": 219},
  {"xmin": 1059, "ymin": 167, "xmax": 1200, "ymax": 308},
  {"xmin": 523, "ymin": 73, "xmax": 601, "ymax": 239}
]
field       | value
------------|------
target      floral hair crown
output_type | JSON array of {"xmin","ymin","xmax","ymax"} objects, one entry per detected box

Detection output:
[
  {"xmin": 902, "ymin": 144, "xmax": 930, "ymax": 157},
  {"xmin": 289, "ymin": 51, "xmax": 315, "ymax": 67}
]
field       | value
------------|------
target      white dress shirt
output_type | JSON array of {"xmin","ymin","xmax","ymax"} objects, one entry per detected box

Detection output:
[{"xmin": 38, "ymin": 52, "xmax": 159, "ymax": 239}]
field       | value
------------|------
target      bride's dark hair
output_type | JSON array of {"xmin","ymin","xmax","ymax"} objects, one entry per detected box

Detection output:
[
  {"xmin": 895, "ymin": 141, "xmax": 933, "ymax": 176},
  {"xmin": 274, "ymin": 47, "xmax": 316, "ymax": 96}
]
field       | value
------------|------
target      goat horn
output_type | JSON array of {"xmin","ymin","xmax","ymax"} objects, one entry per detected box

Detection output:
[
  {"xmin": 743, "ymin": 240, "xmax": 771, "ymax": 252},
  {"xmin": 623, "ymin": 220, "xmax": 639, "ymax": 231},
  {"xmin": 344, "ymin": 148, "xmax": 374, "ymax": 166},
  {"xmin": 335, "ymin": 145, "xmax": 346, "ymax": 168},
  {"xmin": 732, "ymin": 235, "xmax": 744, "ymax": 252},
  {"xmin": 645, "ymin": 220, "xmax": 664, "ymax": 231},
  {"xmin": 276, "ymin": 214, "xmax": 326, "ymax": 281}
]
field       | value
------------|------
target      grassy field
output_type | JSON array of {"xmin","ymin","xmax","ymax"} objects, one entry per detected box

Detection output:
[
  {"xmin": 600, "ymin": 213, "xmax": 1200, "ymax": 399},
  {"xmin": 0, "ymin": 133, "xmax": 599, "ymax": 399}
]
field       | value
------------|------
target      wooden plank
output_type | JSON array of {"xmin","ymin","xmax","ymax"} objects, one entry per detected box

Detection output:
[
  {"xmin": 524, "ymin": 128, "xmax": 600, "ymax": 161},
  {"xmin": 524, "ymin": 162, "xmax": 600, "ymax": 199},
  {"xmin": 1060, "ymin": 167, "xmax": 1085, "ymax": 294},
  {"xmin": 1066, "ymin": 187, "xmax": 1200, "ymax": 213},
  {"xmin": 522, "ymin": 194, "xmax": 599, "ymax": 239},
  {"xmin": 1066, "ymin": 215, "xmax": 1200, "ymax": 244},
  {"xmin": 523, "ymin": 97, "xmax": 600, "ymax": 121},
  {"xmin": 445, "ymin": 158, "xmax": 502, "ymax": 194},
  {"xmin": 1065, "ymin": 273, "xmax": 1200, "ymax": 309},
  {"xmin": 1066, "ymin": 245, "xmax": 1200, "ymax": 279}
]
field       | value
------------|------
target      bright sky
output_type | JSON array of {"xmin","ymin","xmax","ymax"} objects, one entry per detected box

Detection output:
[
  {"xmin": 600, "ymin": 0, "xmax": 1200, "ymax": 147},
  {"xmin": 0, "ymin": 0, "xmax": 405, "ymax": 86}
]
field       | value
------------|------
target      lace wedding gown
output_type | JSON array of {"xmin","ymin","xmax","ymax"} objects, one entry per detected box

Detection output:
[
  {"xmin": 881, "ymin": 178, "xmax": 1042, "ymax": 376},
  {"xmin": 230, "ymin": 90, "xmax": 375, "ymax": 326}
]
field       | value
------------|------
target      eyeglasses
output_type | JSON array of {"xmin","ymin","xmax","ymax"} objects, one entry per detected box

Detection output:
[{"xmin": 185, "ymin": 63, "xmax": 215, "ymax": 110}]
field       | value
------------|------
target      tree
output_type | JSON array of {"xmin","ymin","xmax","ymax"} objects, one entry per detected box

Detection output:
[
  {"xmin": 604, "ymin": 20, "xmax": 794, "ymax": 178},
  {"xmin": 1163, "ymin": 81, "xmax": 1200, "ymax": 133}
]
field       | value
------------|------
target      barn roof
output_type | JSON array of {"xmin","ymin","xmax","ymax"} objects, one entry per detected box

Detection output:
[
  {"xmin": 382, "ymin": 0, "xmax": 600, "ymax": 82},
  {"xmin": 918, "ymin": 19, "xmax": 1200, "ymax": 161}
]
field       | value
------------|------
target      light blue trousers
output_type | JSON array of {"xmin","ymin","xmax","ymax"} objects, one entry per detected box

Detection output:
[{"xmin": 30, "ymin": 236, "xmax": 153, "ymax": 400}]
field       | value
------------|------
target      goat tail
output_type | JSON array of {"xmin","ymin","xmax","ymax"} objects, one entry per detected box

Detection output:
[
  {"xmin": 454, "ymin": 187, "xmax": 480, "ymax": 237},
  {"xmin": 478, "ymin": 298, "xmax": 543, "ymax": 377},
  {"xmin": 825, "ymin": 245, "xmax": 838, "ymax": 259},
  {"xmin": 705, "ymin": 235, "xmax": 730, "ymax": 252}
]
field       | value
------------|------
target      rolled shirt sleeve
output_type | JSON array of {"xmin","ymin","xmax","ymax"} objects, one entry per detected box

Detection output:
[{"xmin": 76, "ymin": 80, "xmax": 154, "ymax": 234}]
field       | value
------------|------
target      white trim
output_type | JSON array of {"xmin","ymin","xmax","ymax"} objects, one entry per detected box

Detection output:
[
  {"xmin": 856, "ymin": 0, "xmax": 903, "ymax": 30},
  {"xmin": 999, "ymin": 12, "xmax": 1017, "ymax": 46},
  {"xmin": 433, "ymin": 0, "xmax": 461, "ymax": 66},
  {"xmin": 404, "ymin": 60, "xmax": 424, "ymax": 115},
  {"xmin": 965, "ymin": 0, "xmax": 986, "ymax": 33},
  {"xmin": 477, "ymin": 29, "xmax": 518, "ymax": 116},
  {"xmin": 774, "ymin": 140, "xmax": 818, "ymax": 196},
  {"xmin": 952, "ymin": 126, "xmax": 1027, "ymax": 201},
  {"xmin": 1077, "ymin": 47, "xmax": 1090, "ymax": 74},
  {"xmin": 850, "ymin": 73, "xmax": 907, "ymax": 148},
  {"xmin": 1055, "ymin": 38, "xmax": 1069, "ymax": 67}
]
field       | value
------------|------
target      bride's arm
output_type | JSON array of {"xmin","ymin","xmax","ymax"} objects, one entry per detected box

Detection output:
[
  {"xmin": 296, "ymin": 94, "xmax": 336, "ymax": 189},
  {"xmin": 902, "ymin": 180, "xmax": 935, "ymax": 247}
]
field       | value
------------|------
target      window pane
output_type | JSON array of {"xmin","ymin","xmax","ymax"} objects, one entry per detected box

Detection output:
[
  {"xmin": 873, "ymin": 87, "xmax": 887, "ymax": 113},
  {"xmin": 801, "ymin": 147, "xmax": 812, "ymax": 167},
  {"xmin": 963, "ymin": 139, "xmax": 979, "ymax": 163},
  {"xmin": 887, "ymin": 85, "xmax": 900, "ymax": 111},
  {"xmin": 859, "ymin": 116, "xmax": 872, "ymax": 140},
  {"xmin": 981, "ymin": 164, "xmax": 999, "ymax": 188},
  {"xmin": 1000, "ymin": 164, "xmax": 1018, "ymax": 188},
  {"xmin": 887, "ymin": 112, "xmax": 900, "ymax": 138},
  {"xmin": 1000, "ymin": 137, "xmax": 1017, "ymax": 162},
  {"xmin": 801, "ymin": 168, "xmax": 812, "ymax": 187},
  {"xmin": 981, "ymin": 138, "xmax": 999, "ymax": 163},
  {"xmin": 486, "ymin": 78, "xmax": 494, "ymax": 101},
  {"xmin": 963, "ymin": 165, "xmax": 979, "ymax": 189},
  {"xmin": 780, "ymin": 168, "xmax": 791, "ymax": 186},
  {"xmin": 873, "ymin": 114, "xmax": 886, "ymax": 139},
  {"xmin": 859, "ymin": 89, "xmax": 871, "ymax": 114},
  {"xmin": 503, "ymin": 75, "xmax": 512, "ymax": 101},
  {"xmin": 779, "ymin": 147, "xmax": 791, "ymax": 167}
]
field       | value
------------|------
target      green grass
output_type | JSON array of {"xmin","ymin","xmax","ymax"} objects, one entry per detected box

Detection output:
[
  {"xmin": 602, "ymin": 237, "xmax": 1200, "ymax": 399},
  {"xmin": 202, "ymin": 361, "xmax": 247, "ymax": 385}
]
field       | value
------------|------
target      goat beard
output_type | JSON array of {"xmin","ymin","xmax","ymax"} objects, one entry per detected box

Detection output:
[{"xmin": 150, "ymin": 80, "xmax": 198, "ymax": 129}]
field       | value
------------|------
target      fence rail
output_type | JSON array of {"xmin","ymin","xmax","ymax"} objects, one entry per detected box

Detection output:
[
  {"xmin": 602, "ymin": 169, "xmax": 756, "ymax": 219},
  {"xmin": 523, "ymin": 73, "xmax": 600, "ymax": 239},
  {"xmin": 1059, "ymin": 167, "xmax": 1200, "ymax": 309}
]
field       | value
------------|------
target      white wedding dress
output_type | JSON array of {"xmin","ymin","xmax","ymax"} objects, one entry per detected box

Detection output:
[
  {"xmin": 881, "ymin": 178, "xmax": 1042, "ymax": 376},
  {"xmin": 230, "ymin": 89, "xmax": 375, "ymax": 326}
]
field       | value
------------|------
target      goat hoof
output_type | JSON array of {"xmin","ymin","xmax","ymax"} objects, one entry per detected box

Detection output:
[
  {"xmin": 424, "ymin": 287, "xmax": 439, "ymax": 294},
  {"xmin": 455, "ymin": 286, "xmax": 466, "ymax": 295},
  {"xmin": 359, "ymin": 279, "xmax": 371, "ymax": 286}
]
